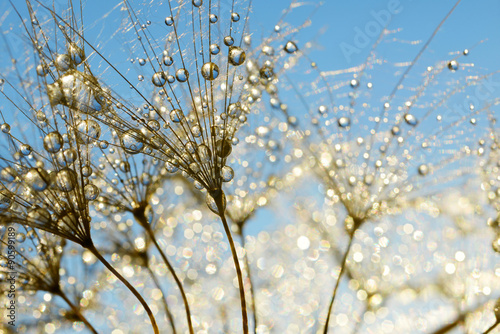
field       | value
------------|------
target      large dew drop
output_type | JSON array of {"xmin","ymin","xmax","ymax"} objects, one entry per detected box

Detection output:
[
  {"xmin": 43, "ymin": 131, "xmax": 63, "ymax": 153},
  {"xmin": 76, "ymin": 120, "xmax": 101, "ymax": 144},
  {"xmin": 201, "ymin": 62, "xmax": 219, "ymax": 81},
  {"xmin": 121, "ymin": 130, "xmax": 145, "ymax": 154},
  {"xmin": 55, "ymin": 168, "xmax": 78, "ymax": 192},
  {"xmin": 24, "ymin": 168, "xmax": 50, "ymax": 191},
  {"xmin": 228, "ymin": 47, "xmax": 246, "ymax": 66},
  {"xmin": 47, "ymin": 70, "xmax": 105, "ymax": 115}
]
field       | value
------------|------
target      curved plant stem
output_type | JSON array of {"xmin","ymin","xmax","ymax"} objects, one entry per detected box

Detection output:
[
  {"xmin": 144, "ymin": 226, "xmax": 194, "ymax": 334},
  {"xmin": 86, "ymin": 244, "xmax": 159, "ymax": 334},
  {"xmin": 214, "ymin": 193, "xmax": 249, "ymax": 334},
  {"xmin": 146, "ymin": 265, "xmax": 177, "ymax": 334},
  {"xmin": 58, "ymin": 291, "xmax": 99, "ymax": 334},
  {"xmin": 323, "ymin": 234, "xmax": 355, "ymax": 334},
  {"xmin": 240, "ymin": 230, "xmax": 258, "ymax": 333}
]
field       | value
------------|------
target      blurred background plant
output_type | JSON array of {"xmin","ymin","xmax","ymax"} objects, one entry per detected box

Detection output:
[{"xmin": 0, "ymin": 0, "xmax": 499, "ymax": 333}]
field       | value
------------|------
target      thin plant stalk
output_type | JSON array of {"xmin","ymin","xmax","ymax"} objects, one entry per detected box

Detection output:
[
  {"xmin": 146, "ymin": 265, "xmax": 177, "ymax": 334},
  {"xmin": 214, "ymin": 193, "xmax": 249, "ymax": 334},
  {"xmin": 58, "ymin": 291, "xmax": 99, "ymax": 334},
  {"xmin": 144, "ymin": 226, "xmax": 194, "ymax": 334},
  {"xmin": 86, "ymin": 243, "xmax": 159, "ymax": 334},
  {"xmin": 484, "ymin": 321, "xmax": 499, "ymax": 334},
  {"xmin": 240, "ymin": 228, "xmax": 258, "ymax": 333},
  {"xmin": 322, "ymin": 233, "xmax": 355, "ymax": 334},
  {"xmin": 133, "ymin": 210, "xmax": 194, "ymax": 334}
]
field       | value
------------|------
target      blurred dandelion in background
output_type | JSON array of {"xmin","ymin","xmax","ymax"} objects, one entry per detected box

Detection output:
[{"xmin": 0, "ymin": 0, "xmax": 499, "ymax": 333}]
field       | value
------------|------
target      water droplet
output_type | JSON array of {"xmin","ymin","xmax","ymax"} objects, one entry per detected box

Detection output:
[
  {"xmin": 152, "ymin": 71, "xmax": 167, "ymax": 87},
  {"xmin": 338, "ymin": 117, "xmax": 351, "ymax": 128},
  {"xmin": 165, "ymin": 160, "xmax": 179, "ymax": 173},
  {"xmin": 121, "ymin": 130, "xmax": 145, "ymax": 154},
  {"xmin": 170, "ymin": 109, "xmax": 185, "ymax": 122},
  {"xmin": 215, "ymin": 139, "xmax": 232, "ymax": 158},
  {"xmin": 284, "ymin": 41, "xmax": 298, "ymax": 54},
  {"xmin": 221, "ymin": 166, "xmax": 234, "ymax": 182},
  {"xmin": 448, "ymin": 60, "xmax": 458, "ymax": 72},
  {"xmin": 228, "ymin": 47, "xmax": 246, "ymax": 66},
  {"xmin": 210, "ymin": 44, "xmax": 220, "ymax": 55},
  {"xmin": 20, "ymin": 144, "xmax": 32, "ymax": 156},
  {"xmin": 231, "ymin": 12, "xmax": 240, "ymax": 22},
  {"xmin": 55, "ymin": 54, "xmax": 73, "ymax": 72},
  {"xmin": 24, "ymin": 168, "xmax": 50, "ymax": 191},
  {"xmin": 404, "ymin": 114, "xmax": 418, "ymax": 126},
  {"xmin": 55, "ymin": 168, "xmax": 78, "ymax": 192},
  {"xmin": 165, "ymin": 16, "xmax": 174, "ymax": 26},
  {"xmin": 1, "ymin": 167, "xmax": 17, "ymax": 182},
  {"xmin": 350, "ymin": 79, "xmax": 360, "ymax": 88},
  {"xmin": 84, "ymin": 183, "xmax": 99, "ymax": 200},
  {"xmin": 418, "ymin": 164, "xmax": 429, "ymax": 176},
  {"xmin": 163, "ymin": 56, "xmax": 174, "ymax": 66},
  {"xmin": 224, "ymin": 36, "xmax": 234, "ymax": 46},
  {"xmin": 201, "ymin": 62, "xmax": 219, "ymax": 81},
  {"xmin": 260, "ymin": 66, "xmax": 274, "ymax": 80},
  {"xmin": 16, "ymin": 233, "xmax": 25, "ymax": 243},
  {"xmin": 82, "ymin": 165, "xmax": 93, "ymax": 177},
  {"xmin": 76, "ymin": 119, "xmax": 101, "ymax": 144},
  {"xmin": 1, "ymin": 123, "xmax": 10, "ymax": 133},
  {"xmin": 206, "ymin": 192, "xmax": 226, "ymax": 214},
  {"xmin": 209, "ymin": 14, "xmax": 218, "ymax": 23},
  {"xmin": 463, "ymin": 49, "xmax": 469, "ymax": 56},
  {"xmin": 318, "ymin": 105, "xmax": 327, "ymax": 114},
  {"xmin": 176, "ymin": 68, "xmax": 189, "ymax": 82},
  {"xmin": 27, "ymin": 207, "xmax": 51, "ymax": 225},
  {"xmin": 192, "ymin": 0, "xmax": 203, "ymax": 7},
  {"xmin": 43, "ymin": 131, "xmax": 63, "ymax": 153}
]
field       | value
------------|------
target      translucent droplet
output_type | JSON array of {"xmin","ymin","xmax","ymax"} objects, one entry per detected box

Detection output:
[
  {"xmin": 198, "ymin": 144, "xmax": 212, "ymax": 162},
  {"xmin": 43, "ymin": 131, "xmax": 63, "ymax": 153},
  {"xmin": 192, "ymin": 0, "xmax": 203, "ymax": 7},
  {"xmin": 84, "ymin": 183, "xmax": 99, "ymax": 200},
  {"xmin": 228, "ymin": 47, "xmax": 246, "ymax": 66},
  {"xmin": 24, "ymin": 168, "xmax": 50, "ymax": 191},
  {"xmin": 209, "ymin": 14, "xmax": 218, "ymax": 23},
  {"xmin": 493, "ymin": 237, "xmax": 500, "ymax": 253},
  {"xmin": 221, "ymin": 166, "xmax": 234, "ymax": 182},
  {"xmin": 152, "ymin": 72, "xmax": 167, "ymax": 87},
  {"xmin": 55, "ymin": 54, "xmax": 73, "ymax": 72},
  {"xmin": 55, "ymin": 168, "xmax": 78, "ymax": 192},
  {"xmin": 231, "ymin": 12, "xmax": 240, "ymax": 22},
  {"xmin": 350, "ymin": 79, "xmax": 360, "ymax": 88},
  {"xmin": 215, "ymin": 139, "xmax": 232, "ymax": 158},
  {"xmin": 206, "ymin": 192, "xmax": 226, "ymax": 214},
  {"xmin": 260, "ymin": 66, "xmax": 274, "ymax": 80},
  {"xmin": 16, "ymin": 233, "xmax": 26, "ymax": 243},
  {"xmin": 27, "ymin": 207, "xmax": 51, "ymax": 225},
  {"xmin": 1, "ymin": 123, "xmax": 10, "ymax": 133},
  {"xmin": 163, "ymin": 56, "xmax": 174, "ymax": 66},
  {"xmin": 201, "ymin": 62, "xmax": 219, "ymax": 81},
  {"xmin": 404, "ymin": 114, "xmax": 418, "ymax": 126},
  {"xmin": 284, "ymin": 41, "xmax": 298, "ymax": 54},
  {"xmin": 76, "ymin": 120, "xmax": 101, "ymax": 144},
  {"xmin": 318, "ymin": 105, "xmax": 327, "ymax": 114},
  {"xmin": 56, "ymin": 148, "xmax": 77, "ymax": 167},
  {"xmin": 176, "ymin": 68, "xmax": 189, "ymax": 82},
  {"xmin": 448, "ymin": 60, "xmax": 459, "ymax": 71},
  {"xmin": 463, "ymin": 49, "xmax": 469, "ymax": 56},
  {"xmin": 1, "ymin": 167, "xmax": 17, "ymax": 182},
  {"xmin": 20, "ymin": 144, "xmax": 32, "ymax": 156},
  {"xmin": 165, "ymin": 16, "xmax": 174, "ymax": 26},
  {"xmin": 224, "ymin": 36, "xmax": 234, "ymax": 46},
  {"xmin": 165, "ymin": 160, "xmax": 179, "ymax": 173},
  {"xmin": 338, "ymin": 117, "xmax": 351, "ymax": 128},
  {"xmin": 121, "ymin": 130, "xmax": 145, "ymax": 154},
  {"xmin": 210, "ymin": 44, "xmax": 220, "ymax": 55},
  {"xmin": 170, "ymin": 109, "xmax": 185, "ymax": 123},
  {"xmin": 418, "ymin": 164, "xmax": 429, "ymax": 176},
  {"xmin": 82, "ymin": 165, "xmax": 93, "ymax": 177}
]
